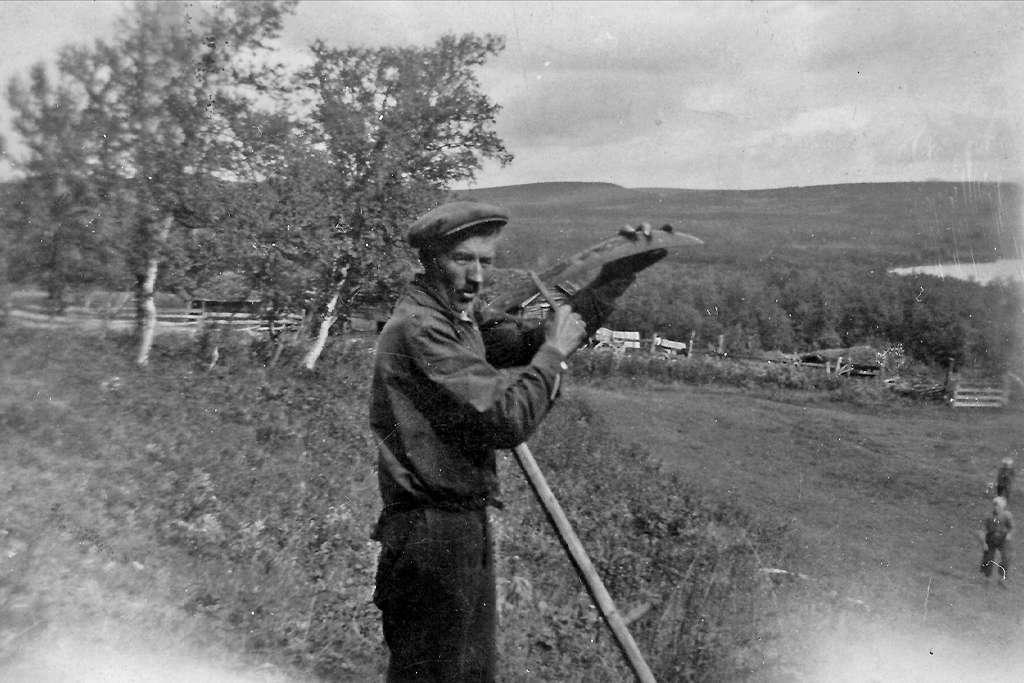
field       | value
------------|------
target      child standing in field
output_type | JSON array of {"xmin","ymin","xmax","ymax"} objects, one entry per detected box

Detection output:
[{"xmin": 979, "ymin": 496, "xmax": 1014, "ymax": 587}]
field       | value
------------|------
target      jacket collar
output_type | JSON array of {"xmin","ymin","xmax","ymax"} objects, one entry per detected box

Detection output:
[{"xmin": 406, "ymin": 273, "xmax": 476, "ymax": 324}]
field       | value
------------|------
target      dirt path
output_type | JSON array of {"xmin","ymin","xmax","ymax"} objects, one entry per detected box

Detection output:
[{"xmin": 578, "ymin": 383, "xmax": 1024, "ymax": 679}]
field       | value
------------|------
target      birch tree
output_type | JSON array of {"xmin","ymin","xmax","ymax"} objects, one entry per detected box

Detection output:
[
  {"xmin": 6, "ymin": 0, "xmax": 295, "ymax": 364},
  {"xmin": 292, "ymin": 33, "xmax": 513, "ymax": 370},
  {"xmin": 104, "ymin": 1, "xmax": 296, "ymax": 365}
]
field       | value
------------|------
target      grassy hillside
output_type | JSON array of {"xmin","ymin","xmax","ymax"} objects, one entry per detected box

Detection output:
[
  {"xmin": 582, "ymin": 383, "xmax": 1024, "ymax": 680},
  {"xmin": 455, "ymin": 181, "xmax": 1022, "ymax": 272},
  {"xmin": 5, "ymin": 323, "xmax": 1023, "ymax": 679},
  {"xmin": 0, "ymin": 327, "xmax": 795, "ymax": 681}
]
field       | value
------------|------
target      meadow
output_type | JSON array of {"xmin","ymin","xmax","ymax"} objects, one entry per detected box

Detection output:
[
  {"xmin": 0, "ymin": 327, "xmax": 795, "ymax": 681},
  {"xmin": 3, "ymin": 323, "xmax": 1022, "ymax": 680},
  {"xmin": 2, "ymin": 179, "xmax": 1021, "ymax": 680}
]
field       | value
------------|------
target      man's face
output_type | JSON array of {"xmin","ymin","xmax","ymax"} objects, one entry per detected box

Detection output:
[{"xmin": 431, "ymin": 233, "xmax": 500, "ymax": 312}]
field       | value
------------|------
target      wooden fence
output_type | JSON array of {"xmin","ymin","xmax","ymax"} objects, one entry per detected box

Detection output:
[
  {"xmin": 8, "ymin": 301, "xmax": 1015, "ymax": 409},
  {"xmin": 8, "ymin": 302, "xmax": 299, "ymax": 335},
  {"xmin": 950, "ymin": 381, "xmax": 1010, "ymax": 409}
]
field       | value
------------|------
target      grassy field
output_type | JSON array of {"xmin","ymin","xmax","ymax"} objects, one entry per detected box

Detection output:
[
  {"xmin": 581, "ymin": 382, "xmax": 1024, "ymax": 680},
  {"xmin": 3, "ymin": 322, "xmax": 1022, "ymax": 681},
  {"xmin": 0, "ymin": 327, "xmax": 795, "ymax": 681}
]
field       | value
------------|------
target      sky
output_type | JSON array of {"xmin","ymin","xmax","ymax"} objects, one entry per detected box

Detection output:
[{"xmin": 1, "ymin": 0, "xmax": 1023, "ymax": 190}]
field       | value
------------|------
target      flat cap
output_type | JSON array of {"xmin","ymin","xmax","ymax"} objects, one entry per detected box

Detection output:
[{"xmin": 407, "ymin": 201, "xmax": 509, "ymax": 249}]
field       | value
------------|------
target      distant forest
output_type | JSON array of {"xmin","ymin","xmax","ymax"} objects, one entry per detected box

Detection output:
[
  {"xmin": 1, "ymin": 0, "xmax": 1018, "ymax": 374},
  {"xmin": 459, "ymin": 181, "xmax": 1023, "ymax": 372},
  {"xmin": 3, "ymin": 172, "xmax": 1021, "ymax": 371}
]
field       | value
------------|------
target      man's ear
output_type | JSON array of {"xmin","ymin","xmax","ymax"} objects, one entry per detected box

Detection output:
[{"xmin": 419, "ymin": 248, "xmax": 440, "ymax": 274}]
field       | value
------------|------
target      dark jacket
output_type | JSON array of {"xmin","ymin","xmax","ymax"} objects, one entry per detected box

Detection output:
[
  {"xmin": 997, "ymin": 465, "xmax": 1015, "ymax": 496},
  {"xmin": 984, "ymin": 509, "xmax": 1014, "ymax": 545},
  {"xmin": 370, "ymin": 275, "xmax": 566, "ymax": 513}
]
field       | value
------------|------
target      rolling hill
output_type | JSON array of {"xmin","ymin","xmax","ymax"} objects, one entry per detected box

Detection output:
[{"xmin": 454, "ymin": 181, "xmax": 1022, "ymax": 273}]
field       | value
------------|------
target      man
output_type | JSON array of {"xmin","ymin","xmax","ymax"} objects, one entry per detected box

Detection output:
[
  {"xmin": 369, "ymin": 200, "xmax": 631, "ymax": 681},
  {"xmin": 979, "ymin": 496, "xmax": 1014, "ymax": 586},
  {"xmin": 996, "ymin": 457, "xmax": 1015, "ymax": 502}
]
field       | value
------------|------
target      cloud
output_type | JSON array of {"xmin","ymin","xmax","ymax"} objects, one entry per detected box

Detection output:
[
  {"xmin": 489, "ymin": 67, "xmax": 728, "ymax": 147},
  {"xmin": 2, "ymin": 1, "xmax": 1022, "ymax": 188},
  {"xmin": 875, "ymin": 111, "xmax": 1020, "ymax": 177},
  {"xmin": 779, "ymin": 106, "xmax": 872, "ymax": 137},
  {"xmin": 471, "ymin": 1, "xmax": 1024, "ymax": 188},
  {"xmin": 799, "ymin": 2, "xmax": 1024, "ymax": 72}
]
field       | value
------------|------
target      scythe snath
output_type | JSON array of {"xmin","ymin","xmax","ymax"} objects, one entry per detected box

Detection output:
[{"xmin": 510, "ymin": 271, "xmax": 657, "ymax": 683}]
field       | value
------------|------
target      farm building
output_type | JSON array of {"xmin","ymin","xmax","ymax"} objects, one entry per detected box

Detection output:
[
  {"xmin": 348, "ymin": 306, "xmax": 391, "ymax": 333},
  {"xmin": 190, "ymin": 272, "xmax": 262, "ymax": 317},
  {"xmin": 798, "ymin": 345, "xmax": 881, "ymax": 376}
]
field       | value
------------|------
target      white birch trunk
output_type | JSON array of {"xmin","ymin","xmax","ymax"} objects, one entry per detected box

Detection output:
[
  {"xmin": 301, "ymin": 292, "xmax": 340, "ymax": 371},
  {"xmin": 135, "ymin": 254, "xmax": 159, "ymax": 366},
  {"xmin": 134, "ymin": 217, "xmax": 172, "ymax": 367}
]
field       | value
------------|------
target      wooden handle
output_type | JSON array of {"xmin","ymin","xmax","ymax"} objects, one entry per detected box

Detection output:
[
  {"xmin": 528, "ymin": 271, "xmax": 560, "ymax": 308},
  {"xmin": 512, "ymin": 442, "xmax": 657, "ymax": 682}
]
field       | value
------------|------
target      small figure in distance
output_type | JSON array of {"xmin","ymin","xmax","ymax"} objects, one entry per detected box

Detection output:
[
  {"xmin": 996, "ymin": 457, "xmax": 1015, "ymax": 502},
  {"xmin": 979, "ymin": 496, "xmax": 1014, "ymax": 588}
]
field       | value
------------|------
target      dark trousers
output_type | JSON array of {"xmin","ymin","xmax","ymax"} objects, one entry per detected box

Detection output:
[
  {"xmin": 373, "ymin": 507, "xmax": 495, "ymax": 682},
  {"xmin": 996, "ymin": 483, "xmax": 1011, "ymax": 502},
  {"xmin": 981, "ymin": 538, "xmax": 1011, "ymax": 578}
]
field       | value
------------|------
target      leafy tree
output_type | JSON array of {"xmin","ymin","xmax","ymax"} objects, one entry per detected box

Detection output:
[
  {"xmin": 6, "ymin": 0, "xmax": 296, "ymax": 364},
  {"xmin": 751, "ymin": 285, "xmax": 795, "ymax": 352},
  {"xmin": 100, "ymin": 1, "xmax": 296, "ymax": 365},
  {"xmin": 897, "ymin": 275, "xmax": 967, "ymax": 368},
  {"xmin": 836, "ymin": 276, "xmax": 897, "ymax": 348},
  {"xmin": 5, "ymin": 64, "xmax": 126, "ymax": 308},
  {"xmin": 285, "ymin": 33, "xmax": 513, "ymax": 369},
  {"xmin": 216, "ymin": 133, "xmax": 343, "ymax": 359}
]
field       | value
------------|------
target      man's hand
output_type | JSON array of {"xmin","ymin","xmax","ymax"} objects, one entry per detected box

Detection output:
[{"xmin": 544, "ymin": 305, "xmax": 587, "ymax": 357}]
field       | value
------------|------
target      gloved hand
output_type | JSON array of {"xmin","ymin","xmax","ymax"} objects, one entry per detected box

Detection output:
[{"xmin": 569, "ymin": 267, "xmax": 636, "ymax": 336}]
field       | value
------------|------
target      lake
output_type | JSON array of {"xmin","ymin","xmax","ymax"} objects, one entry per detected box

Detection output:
[{"xmin": 889, "ymin": 258, "xmax": 1024, "ymax": 284}]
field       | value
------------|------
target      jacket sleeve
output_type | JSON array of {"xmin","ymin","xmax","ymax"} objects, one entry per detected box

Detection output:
[
  {"xmin": 479, "ymin": 273, "xmax": 635, "ymax": 362},
  {"xmin": 478, "ymin": 311, "xmax": 547, "ymax": 368},
  {"xmin": 406, "ymin": 315, "xmax": 566, "ymax": 449}
]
